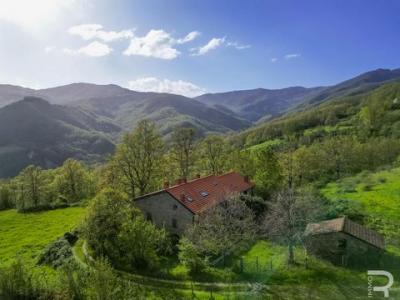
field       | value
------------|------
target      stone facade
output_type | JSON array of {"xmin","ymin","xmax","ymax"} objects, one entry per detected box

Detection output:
[
  {"xmin": 305, "ymin": 232, "xmax": 383, "ymax": 267},
  {"xmin": 134, "ymin": 191, "xmax": 194, "ymax": 236}
]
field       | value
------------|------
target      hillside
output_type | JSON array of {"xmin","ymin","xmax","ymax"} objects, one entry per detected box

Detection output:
[
  {"xmin": 196, "ymin": 86, "xmax": 323, "ymax": 122},
  {"xmin": 0, "ymin": 97, "xmax": 117, "ymax": 177},
  {"xmin": 232, "ymin": 79, "xmax": 400, "ymax": 147},
  {"xmin": 0, "ymin": 83, "xmax": 250, "ymax": 137},
  {"xmin": 75, "ymin": 92, "xmax": 251, "ymax": 137},
  {"xmin": 296, "ymin": 68, "xmax": 400, "ymax": 109}
]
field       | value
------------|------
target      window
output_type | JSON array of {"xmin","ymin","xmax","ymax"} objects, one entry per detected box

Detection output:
[
  {"xmin": 146, "ymin": 212, "xmax": 152, "ymax": 222},
  {"xmin": 173, "ymin": 204, "xmax": 178, "ymax": 210},
  {"xmin": 200, "ymin": 191, "xmax": 209, "ymax": 197},
  {"xmin": 172, "ymin": 218, "xmax": 178, "ymax": 228}
]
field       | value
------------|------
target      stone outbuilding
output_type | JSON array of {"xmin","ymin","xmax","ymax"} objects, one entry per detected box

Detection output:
[
  {"xmin": 304, "ymin": 217, "xmax": 385, "ymax": 267},
  {"xmin": 134, "ymin": 172, "xmax": 254, "ymax": 236}
]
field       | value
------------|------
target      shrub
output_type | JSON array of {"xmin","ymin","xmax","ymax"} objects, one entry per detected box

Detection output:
[{"xmin": 38, "ymin": 235, "xmax": 76, "ymax": 268}]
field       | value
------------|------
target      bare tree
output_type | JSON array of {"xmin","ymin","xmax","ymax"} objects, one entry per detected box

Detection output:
[
  {"xmin": 263, "ymin": 188, "xmax": 324, "ymax": 265},
  {"xmin": 184, "ymin": 195, "xmax": 257, "ymax": 260}
]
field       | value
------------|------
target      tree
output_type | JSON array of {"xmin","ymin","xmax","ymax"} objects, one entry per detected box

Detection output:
[
  {"xmin": 253, "ymin": 147, "xmax": 283, "ymax": 199},
  {"xmin": 53, "ymin": 159, "xmax": 91, "ymax": 204},
  {"xmin": 263, "ymin": 188, "xmax": 324, "ymax": 264},
  {"xmin": 114, "ymin": 120, "xmax": 164, "ymax": 198},
  {"xmin": 171, "ymin": 126, "xmax": 196, "ymax": 179},
  {"xmin": 199, "ymin": 135, "xmax": 228, "ymax": 175},
  {"xmin": 178, "ymin": 237, "xmax": 206, "ymax": 274},
  {"xmin": 16, "ymin": 165, "xmax": 47, "ymax": 211},
  {"xmin": 182, "ymin": 195, "xmax": 256, "ymax": 264},
  {"xmin": 83, "ymin": 188, "xmax": 170, "ymax": 271}
]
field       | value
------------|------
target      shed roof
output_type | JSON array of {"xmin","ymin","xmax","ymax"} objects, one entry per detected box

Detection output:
[{"xmin": 305, "ymin": 217, "xmax": 385, "ymax": 249}]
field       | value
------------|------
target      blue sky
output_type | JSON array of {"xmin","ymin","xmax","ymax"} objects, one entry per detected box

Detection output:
[{"xmin": 0, "ymin": 0, "xmax": 399, "ymax": 96}]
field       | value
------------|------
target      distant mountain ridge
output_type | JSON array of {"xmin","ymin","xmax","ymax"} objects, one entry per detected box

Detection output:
[
  {"xmin": 1, "ymin": 67, "xmax": 400, "ymax": 177},
  {"xmin": 0, "ymin": 97, "xmax": 118, "ymax": 177},
  {"xmin": 196, "ymin": 86, "xmax": 324, "ymax": 122}
]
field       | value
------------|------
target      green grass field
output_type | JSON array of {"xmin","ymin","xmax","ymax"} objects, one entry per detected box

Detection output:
[
  {"xmin": 0, "ymin": 207, "xmax": 86, "ymax": 266},
  {"xmin": 322, "ymin": 166, "xmax": 400, "ymax": 222}
]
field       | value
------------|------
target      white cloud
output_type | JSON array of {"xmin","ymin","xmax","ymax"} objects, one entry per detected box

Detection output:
[
  {"xmin": 270, "ymin": 57, "xmax": 278, "ymax": 63},
  {"xmin": 285, "ymin": 53, "xmax": 301, "ymax": 59},
  {"xmin": 68, "ymin": 24, "xmax": 134, "ymax": 42},
  {"xmin": 191, "ymin": 37, "xmax": 226, "ymax": 56},
  {"xmin": 127, "ymin": 77, "xmax": 206, "ymax": 97},
  {"xmin": 0, "ymin": 0, "xmax": 76, "ymax": 29},
  {"xmin": 44, "ymin": 46, "xmax": 56, "ymax": 53},
  {"xmin": 123, "ymin": 29, "xmax": 181, "ymax": 59},
  {"xmin": 226, "ymin": 41, "xmax": 251, "ymax": 50},
  {"xmin": 176, "ymin": 31, "xmax": 201, "ymax": 44},
  {"xmin": 63, "ymin": 41, "xmax": 113, "ymax": 57}
]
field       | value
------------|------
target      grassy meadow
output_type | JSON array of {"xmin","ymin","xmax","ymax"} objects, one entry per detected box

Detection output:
[{"xmin": 0, "ymin": 207, "xmax": 86, "ymax": 266}]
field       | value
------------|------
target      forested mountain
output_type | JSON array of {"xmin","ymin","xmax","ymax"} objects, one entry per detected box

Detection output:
[
  {"xmin": 196, "ymin": 86, "xmax": 324, "ymax": 122},
  {"xmin": 297, "ymin": 68, "xmax": 400, "ymax": 108},
  {"xmin": 0, "ymin": 83, "xmax": 250, "ymax": 137},
  {"xmin": 74, "ymin": 92, "xmax": 250, "ymax": 137},
  {"xmin": 0, "ymin": 84, "xmax": 36, "ymax": 108},
  {"xmin": 1, "ymin": 68, "xmax": 400, "ymax": 178},
  {"xmin": 196, "ymin": 68, "xmax": 400, "ymax": 122},
  {"xmin": 0, "ymin": 97, "xmax": 117, "ymax": 177},
  {"xmin": 232, "ymin": 79, "xmax": 400, "ymax": 148}
]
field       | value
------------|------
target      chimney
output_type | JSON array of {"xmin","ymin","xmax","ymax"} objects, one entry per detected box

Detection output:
[
  {"xmin": 163, "ymin": 180, "xmax": 170, "ymax": 189},
  {"xmin": 196, "ymin": 174, "xmax": 201, "ymax": 179},
  {"xmin": 244, "ymin": 175, "xmax": 249, "ymax": 183},
  {"xmin": 180, "ymin": 193, "xmax": 185, "ymax": 201}
]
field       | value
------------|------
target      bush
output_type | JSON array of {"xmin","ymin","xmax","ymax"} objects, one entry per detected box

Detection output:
[
  {"xmin": 38, "ymin": 232, "xmax": 78, "ymax": 268},
  {"xmin": 326, "ymin": 199, "xmax": 366, "ymax": 224}
]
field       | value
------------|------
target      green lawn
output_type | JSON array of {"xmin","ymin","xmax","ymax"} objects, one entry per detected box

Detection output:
[{"xmin": 0, "ymin": 207, "xmax": 86, "ymax": 266}]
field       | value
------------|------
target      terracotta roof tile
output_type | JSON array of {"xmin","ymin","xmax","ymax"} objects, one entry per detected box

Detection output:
[
  {"xmin": 166, "ymin": 172, "xmax": 253, "ymax": 214},
  {"xmin": 305, "ymin": 217, "xmax": 385, "ymax": 249}
]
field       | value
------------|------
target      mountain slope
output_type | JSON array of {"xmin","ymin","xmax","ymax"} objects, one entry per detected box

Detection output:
[
  {"xmin": 74, "ymin": 92, "xmax": 251, "ymax": 137},
  {"xmin": 196, "ymin": 87, "xmax": 324, "ymax": 122},
  {"xmin": 299, "ymin": 68, "xmax": 400, "ymax": 108},
  {"xmin": 0, "ymin": 84, "xmax": 35, "ymax": 107},
  {"xmin": 0, "ymin": 97, "xmax": 118, "ymax": 177}
]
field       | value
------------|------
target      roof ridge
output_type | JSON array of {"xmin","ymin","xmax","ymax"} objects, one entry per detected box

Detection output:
[{"xmin": 167, "ymin": 174, "xmax": 217, "ymax": 189}]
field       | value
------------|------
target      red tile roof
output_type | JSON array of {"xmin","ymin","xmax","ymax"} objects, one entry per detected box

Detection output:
[
  {"xmin": 166, "ymin": 172, "xmax": 253, "ymax": 214},
  {"xmin": 305, "ymin": 217, "xmax": 385, "ymax": 249}
]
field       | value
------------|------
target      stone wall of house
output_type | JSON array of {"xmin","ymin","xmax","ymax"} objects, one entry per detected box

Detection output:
[
  {"xmin": 135, "ymin": 192, "xmax": 194, "ymax": 236},
  {"xmin": 305, "ymin": 232, "xmax": 383, "ymax": 268}
]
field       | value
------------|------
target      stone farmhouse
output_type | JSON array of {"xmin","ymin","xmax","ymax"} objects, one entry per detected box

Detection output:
[
  {"xmin": 134, "ymin": 172, "xmax": 254, "ymax": 236},
  {"xmin": 304, "ymin": 217, "xmax": 385, "ymax": 267}
]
